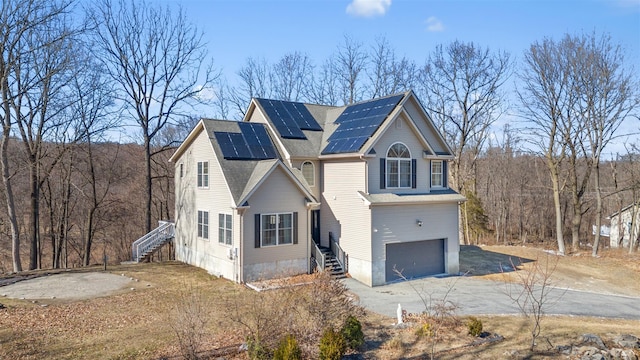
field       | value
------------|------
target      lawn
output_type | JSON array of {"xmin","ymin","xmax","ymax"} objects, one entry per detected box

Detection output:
[{"xmin": 0, "ymin": 246, "xmax": 639, "ymax": 359}]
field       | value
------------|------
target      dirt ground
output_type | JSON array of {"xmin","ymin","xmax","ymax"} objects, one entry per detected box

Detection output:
[{"xmin": 0, "ymin": 246, "xmax": 639, "ymax": 359}]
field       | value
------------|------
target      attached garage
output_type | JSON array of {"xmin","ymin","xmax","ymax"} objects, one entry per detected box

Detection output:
[{"xmin": 385, "ymin": 239, "xmax": 445, "ymax": 282}]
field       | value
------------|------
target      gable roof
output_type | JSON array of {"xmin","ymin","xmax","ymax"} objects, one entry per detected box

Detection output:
[
  {"xmin": 170, "ymin": 119, "xmax": 317, "ymax": 207},
  {"xmin": 245, "ymin": 91, "xmax": 453, "ymax": 160}
]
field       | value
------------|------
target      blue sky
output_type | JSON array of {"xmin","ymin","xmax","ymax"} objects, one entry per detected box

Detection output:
[{"xmin": 169, "ymin": 0, "xmax": 639, "ymax": 79}]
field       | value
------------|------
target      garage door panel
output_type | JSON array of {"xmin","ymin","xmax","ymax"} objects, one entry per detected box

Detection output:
[{"xmin": 386, "ymin": 239, "xmax": 445, "ymax": 282}]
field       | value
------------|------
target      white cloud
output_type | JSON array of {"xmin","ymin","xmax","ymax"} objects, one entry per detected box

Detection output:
[
  {"xmin": 194, "ymin": 84, "xmax": 217, "ymax": 102},
  {"xmin": 346, "ymin": 0, "xmax": 391, "ymax": 18},
  {"xmin": 425, "ymin": 16, "xmax": 444, "ymax": 32}
]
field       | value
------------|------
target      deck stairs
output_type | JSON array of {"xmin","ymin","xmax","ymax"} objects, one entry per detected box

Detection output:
[
  {"xmin": 131, "ymin": 221, "xmax": 175, "ymax": 262},
  {"xmin": 317, "ymin": 246, "xmax": 346, "ymax": 279}
]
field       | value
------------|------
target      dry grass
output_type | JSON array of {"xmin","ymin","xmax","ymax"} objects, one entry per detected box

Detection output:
[{"xmin": 0, "ymin": 246, "xmax": 639, "ymax": 359}]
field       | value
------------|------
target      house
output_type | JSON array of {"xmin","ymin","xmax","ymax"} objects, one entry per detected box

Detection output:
[
  {"xmin": 168, "ymin": 91, "xmax": 465, "ymax": 286},
  {"xmin": 608, "ymin": 203, "xmax": 640, "ymax": 249}
]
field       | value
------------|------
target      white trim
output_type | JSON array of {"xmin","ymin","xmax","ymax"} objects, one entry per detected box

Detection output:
[
  {"xmin": 218, "ymin": 213, "xmax": 233, "ymax": 246},
  {"xmin": 260, "ymin": 212, "xmax": 294, "ymax": 247},
  {"xmin": 197, "ymin": 161, "xmax": 209, "ymax": 189},
  {"xmin": 197, "ymin": 210, "xmax": 210, "ymax": 240},
  {"xmin": 301, "ymin": 161, "xmax": 315, "ymax": 187},
  {"xmin": 431, "ymin": 160, "xmax": 444, "ymax": 188},
  {"xmin": 386, "ymin": 142, "xmax": 412, "ymax": 189}
]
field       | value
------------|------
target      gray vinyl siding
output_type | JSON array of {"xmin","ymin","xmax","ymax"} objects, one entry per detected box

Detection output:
[
  {"xmin": 321, "ymin": 160, "xmax": 372, "ymax": 282},
  {"xmin": 403, "ymin": 98, "xmax": 449, "ymax": 154},
  {"xmin": 371, "ymin": 203, "xmax": 460, "ymax": 285},
  {"xmin": 242, "ymin": 166, "xmax": 308, "ymax": 281},
  {"xmin": 368, "ymin": 115, "xmax": 431, "ymax": 194},
  {"xmin": 174, "ymin": 128, "xmax": 236, "ymax": 280}
]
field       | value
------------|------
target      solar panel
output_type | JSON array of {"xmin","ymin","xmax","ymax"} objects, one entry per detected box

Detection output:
[
  {"xmin": 238, "ymin": 122, "xmax": 278, "ymax": 159},
  {"xmin": 214, "ymin": 132, "xmax": 253, "ymax": 160},
  {"xmin": 287, "ymin": 102, "xmax": 322, "ymax": 131},
  {"xmin": 257, "ymin": 99, "xmax": 306, "ymax": 139},
  {"xmin": 322, "ymin": 94, "xmax": 404, "ymax": 154}
]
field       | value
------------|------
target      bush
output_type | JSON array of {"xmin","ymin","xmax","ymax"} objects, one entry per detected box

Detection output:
[
  {"xmin": 246, "ymin": 336, "xmax": 270, "ymax": 360},
  {"xmin": 340, "ymin": 315, "xmax": 364, "ymax": 350},
  {"xmin": 414, "ymin": 322, "xmax": 433, "ymax": 338},
  {"xmin": 319, "ymin": 328, "xmax": 346, "ymax": 360},
  {"xmin": 273, "ymin": 334, "xmax": 302, "ymax": 360},
  {"xmin": 466, "ymin": 316, "xmax": 483, "ymax": 337}
]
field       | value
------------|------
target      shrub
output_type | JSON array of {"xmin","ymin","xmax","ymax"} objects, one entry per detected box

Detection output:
[
  {"xmin": 319, "ymin": 328, "xmax": 346, "ymax": 360},
  {"xmin": 341, "ymin": 315, "xmax": 364, "ymax": 350},
  {"xmin": 246, "ymin": 335, "xmax": 270, "ymax": 360},
  {"xmin": 414, "ymin": 322, "xmax": 433, "ymax": 338},
  {"xmin": 466, "ymin": 316, "xmax": 483, "ymax": 337},
  {"xmin": 273, "ymin": 334, "xmax": 302, "ymax": 360}
]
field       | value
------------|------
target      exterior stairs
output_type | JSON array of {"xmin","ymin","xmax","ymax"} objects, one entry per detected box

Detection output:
[
  {"xmin": 131, "ymin": 221, "xmax": 175, "ymax": 262},
  {"xmin": 317, "ymin": 246, "xmax": 346, "ymax": 279}
]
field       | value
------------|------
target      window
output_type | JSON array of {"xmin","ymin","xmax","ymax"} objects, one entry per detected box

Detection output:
[
  {"xmin": 179, "ymin": 163, "xmax": 184, "ymax": 178},
  {"xmin": 261, "ymin": 213, "xmax": 293, "ymax": 246},
  {"xmin": 197, "ymin": 210, "xmax": 209, "ymax": 239},
  {"xmin": 386, "ymin": 143, "xmax": 412, "ymax": 188},
  {"xmin": 301, "ymin": 161, "xmax": 315, "ymax": 186},
  {"xmin": 431, "ymin": 160, "xmax": 443, "ymax": 188},
  {"xmin": 197, "ymin": 161, "xmax": 209, "ymax": 188},
  {"xmin": 218, "ymin": 214, "xmax": 232, "ymax": 245}
]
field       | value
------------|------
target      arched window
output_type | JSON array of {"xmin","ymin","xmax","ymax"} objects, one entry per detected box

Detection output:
[
  {"xmin": 386, "ymin": 143, "xmax": 412, "ymax": 188},
  {"xmin": 301, "ymin": 161, "xmax": 315, "ymax": 187}
]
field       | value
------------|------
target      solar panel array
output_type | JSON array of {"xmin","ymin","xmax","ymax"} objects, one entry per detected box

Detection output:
[
  {"xmin": 256, "ymin": 99, "xmax": 322, "ymax": 139},
  {"xmin": 214, "ymin": 122, "xmax": 278, "ymax": 160},
  {"xmin": 322, "ymin": 94, "xmax": 403, "ymax": 154}
]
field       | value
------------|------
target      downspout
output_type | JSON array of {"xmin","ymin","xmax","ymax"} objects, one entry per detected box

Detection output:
[{"xmin": 235, "ymin": 206, "xmax": 249, "ymax": 283}]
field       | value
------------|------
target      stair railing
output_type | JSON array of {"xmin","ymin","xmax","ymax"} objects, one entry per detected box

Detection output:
[
  {"xmin": 329, "ymin": 232, "xmax": 348, "ymax": 272},
  {"xmin": 132, "ymin": 221, "xmax": 175, "ymax": 262},
  {"xmin": 311, "ymin": 242, "xmax": 326, "ymax": 272}
]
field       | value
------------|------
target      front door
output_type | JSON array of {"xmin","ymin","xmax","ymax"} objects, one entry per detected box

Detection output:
[{"xmin": 311, "ymin": 210, "xmax": 320, "ymax": 245}]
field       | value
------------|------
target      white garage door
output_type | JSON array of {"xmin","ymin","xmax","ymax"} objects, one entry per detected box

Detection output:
[{"xmin": 385, "ymin": 239, "xmax": 445, "ymax": 282}]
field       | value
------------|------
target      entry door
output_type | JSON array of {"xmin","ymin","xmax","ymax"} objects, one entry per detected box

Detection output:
[{"xmin": 311, "ymin": 210, "xmax": 320, "ymax": 245}]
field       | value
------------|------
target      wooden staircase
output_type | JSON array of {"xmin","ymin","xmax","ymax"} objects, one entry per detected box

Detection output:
[
  {"xmin": 131, "ymin": 221, "xmax": 175, "ymax": 262},
  {"xmin": 317, "ymin": 246, "xmax": 346, "ymax": 279}
]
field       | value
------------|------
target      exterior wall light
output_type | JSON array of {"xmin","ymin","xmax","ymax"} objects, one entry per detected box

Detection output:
[{"xmin": 417, "ymin": 219, "xmax": 423, "ymax": 227}]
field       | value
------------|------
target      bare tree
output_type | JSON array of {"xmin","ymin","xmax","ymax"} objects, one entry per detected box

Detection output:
[
  {"xmin": 0, "ymin": 0, "xmax": 79, "ymax": 270},
  {"xmin": 335, "ymin": 36, "xmax": 368, "ymax": 105},
  {"xmin": 575, "ymin": 33, "xmax": 639, "ymax": 256},
  {"xmin": 418, "ymin": 40, "xmax": 511, "ymax": 194},
  {"xmin": 518, "ymin": 37, "xmax": 574, "ymax": 255},
  {"xmin": 307, "ymin": 58, "xmax": 341, "ymax": 106},
  {"xmin": 90, "ymin": 0, "xmax": 216, "ymax": 233},
  {"xmin": 368, "ymin": 36, "xmax": 417, "ymax": 98},
  {"xmin": 271, "ymin": 52, "xmax": 313, "ymax": 102},
  {"xmin": 230, "ymin": 57, "xmax": 272, "ymax": 117}
]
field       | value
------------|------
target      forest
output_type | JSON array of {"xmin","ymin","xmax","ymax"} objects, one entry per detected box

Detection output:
[{"xmin": 0, "ymin": 0, "xmax": 638, "ymax": 273}]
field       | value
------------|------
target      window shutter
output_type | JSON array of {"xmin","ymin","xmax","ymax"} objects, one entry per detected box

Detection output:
[
  {"xmin": 255, "ymin": 214, "xmax": 261, "ymax": 248},
  {"xmin": 443, "ymin": 161, "xmax": 448, "ymax": 188},
  {"xmin": 293, "ymin": 212, "xmax": 298, "ymax": 244},
  {"xmin": 429, "ymin": 160, "xmax": 432, "ymax": 188},
  {"xmin": 380, "ymin": 158, "xmax": 386, "ymax": 189},
  {"xmin": 411, "ymin": 159, "xmax": 417, "ymax": 189}
]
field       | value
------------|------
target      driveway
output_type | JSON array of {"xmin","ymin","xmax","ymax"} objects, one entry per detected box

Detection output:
[{"xmin": 343, "ymin": 276, "xmax": 640, "ymax": 320}]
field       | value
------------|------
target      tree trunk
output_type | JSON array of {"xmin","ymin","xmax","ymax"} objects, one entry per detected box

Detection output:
[
  {"xmin": 570, "ymin": 191, "xmax": 581, "ymax": 253},
  {"xmin": 550, "ymin": 166, "xmax": 565, "ymax": 255},
  {"xmin": 144, "ymin": 136, "xmax": 152, "ymax": 233},
  {"xmin": 29, "ymin": 157, "xmax": 40, "ymax": 270},
  {"xmin": 83, "ymin": 208, "xmax": 96, "ymax": 266},
  {"xmin": 592, "ymin": 161, "xmax": 602, "ymax": 257},
  {"xmin": 1, "ymin": 123, "xmax": 22, "ymax": 272}
]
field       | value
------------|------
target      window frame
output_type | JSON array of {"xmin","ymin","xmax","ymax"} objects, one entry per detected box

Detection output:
[
  {"xmin": 301, "ymin": 161, "xmax": 315, "ymax": 187},
  {"xmin": 260, "ymin": 213, "xmax": 294, "ymax": 247},
  {"xmin": 431, "ymin": 160, "xmax": 444, "ymax": 188},
  {"xmin": 197, "ymin": 161, "xmax": 209, "ymax": 188},
  {"xmin": 218, "ymin": 213, "xmax": 232, "ymax": 245},
  {"xmin": 386, "ymin": 142, "xmax": 412, "ymax": 189},
  {"xmin": 197, "ymin": 210, "xmax": 209, "ymax": 240}
]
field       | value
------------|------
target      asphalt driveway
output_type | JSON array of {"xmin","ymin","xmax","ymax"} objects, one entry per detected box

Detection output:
[{"xmin": 343, "ymin": 276, "xmax": 640, "ymax": 320}]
